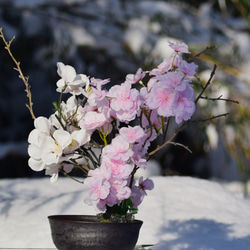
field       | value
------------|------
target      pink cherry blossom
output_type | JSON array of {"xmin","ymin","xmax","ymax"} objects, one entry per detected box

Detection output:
[
  {"xmin": 79, "ymin": 111, "xmax": 108, "ymax": 131},
  {"xmin": 101, "ymin": 157, "xmax": 133, "ymax": 180},
  {"xmin": 108, "ymin": 82, "xmax": 133, "ymax": 111},
  {"xmin": 179, "ymin": 60, "xmax": 198, "ymax": 76},
  {"xmin": 130, "ymin": 177, "xmax": 154, "ymax": 208},
  {"xmin": 110, "ymin": 179, "xmax": 131, "ymax": 201},
  {"xmin": 156, "ymin": 71, "xmax": 190, "ymax": 92},
  {"xmin": 138, "ymin": 177, "xmax": 154, "ymax": 195},
  {"xmin": 89, "ymin": 164, "xmax": 112, "ymax": 180},
  {"xmin": 140, "ymin": 108, "xmax": 161, "ymax": 129},
  {"xmin": 84, "ymin": 176, "xmax": 111, "ymax": 206},
  {"xmin": 168, "ymin": 40, "xmax": 190, "ymax": 54},
  {"xmin": 149, "ymin": 59, "xmax": 171, "ymax": 76},
  {"xmin": 90, "ymin": 77, "xmax": 110, "ymax": 88},
  {"xmin": 130, "ymin": 144, "xmax": 147, "ymax": 169},
  {"xmin": 108, "ymin": 82, "xmax": 141, "ymax": 122},
  {"xmin": 87, "ymin": 87, "xmax": 107, "ymax": 107},
  {"xmin": 125, "ymin": 68, "xmax": 146, "ymax": 84},
  {"xmin": 169, "ymin": 52, "xmax": 183, "ymax": 67},
  {"xmin": 146, "ymin": 82, "xmax": 176, "ymax": 117},
  {"xmin": 119, "ymin": 125, "xmax": 145, "ymax": 144},
  {"xmin": 173, "ymin": 85, "xmax": 195, "ymax": 124},
  {"xmin": 102, "ymin": 135, "xmax": 133, "ymax": 162}
]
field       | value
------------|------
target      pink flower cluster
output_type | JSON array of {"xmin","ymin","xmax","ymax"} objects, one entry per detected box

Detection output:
[
  {"xmin": 27, "ymin": 41, "xmax": 197, "ymax": 213},
  {"xmin": 84, "ymin": 126, "xmax": 154, "ymax": 211}
]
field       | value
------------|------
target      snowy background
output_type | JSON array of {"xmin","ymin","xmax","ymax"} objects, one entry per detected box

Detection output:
[
  {"xmin": 1, "ymin": 0, "xmax": 250, "ymax": 181},
  {"xmin": 1, "ymin": 174, "xmax": 250, "ymax": 249},
  {"xmin": 1, "ymin": 0, "xmax": 250, "ymax": 249}
]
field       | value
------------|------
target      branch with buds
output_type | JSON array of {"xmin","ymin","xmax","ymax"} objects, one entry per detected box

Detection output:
[{"xmin": 0, "ymin": 28, "xmax": 36, "ymax": 120}]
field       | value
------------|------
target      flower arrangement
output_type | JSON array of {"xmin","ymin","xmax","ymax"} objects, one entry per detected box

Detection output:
[{"xmin": 0, "ymin": 27, "xmax": 237, "ymax": 222}]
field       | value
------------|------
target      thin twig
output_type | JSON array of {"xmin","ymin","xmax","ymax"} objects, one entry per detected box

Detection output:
[
  {"xmin": 189, "ymin": 113, "xmax": 230, "ymax": 123},
  {"xmin": 60, "ymin": 170, "xmax": 85, "ymax": 184},
  {"xmin": 0, "ymin": 27, "xmax": 36, "ymax": 119},
  {"xmin": 188, "ymin": 45, "xmax": 216, "ymax": 62},
  {"xmin": 168, "ymin": 141, "xmax": 192, "ymax": 153},
  {"xmin": 148, "ymin": 122, "xmax": 186, "ymax": 157},
  {"xmin": 195, "ymin": 64, "xmax": 217, "ymax": 104},
  {"xmin": 200, "ymin": 95, "xmax": 239, "ymax": 104},
  {"xmin": 148, "ymin": 112, "xmax": 229, "ymax": 157}
]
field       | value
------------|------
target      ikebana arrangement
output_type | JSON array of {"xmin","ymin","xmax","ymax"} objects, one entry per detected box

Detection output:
[{"xmin": 0, "ymin": 27, "xmax": 238, "ymax": 250}]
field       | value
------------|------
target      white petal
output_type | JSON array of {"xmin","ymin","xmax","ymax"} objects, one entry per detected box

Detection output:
[
  {"xmin": 42, "ymin": 152, "xmax": 59, "ymax": 165},
  {"xmin": 34, "ymin": 116, "xmax": 51, "ymax": 135},
  {"xmin": 53, "ymin": 130, "xmax": 71, "ymax": 148},
  {"xmin": 63, "ymin": 66, "xmax": 76, "ymax": 82},
  {"xmin": 57, "ymin": 62, "xmax": 65, "ymax": 78},
  {"xmin": 28, "ymin": 158, "xmax": 44, "ymax": 171},
  {"xmin": 28, "ymin": 144, "xmax": 41, "ymax": 160},
  {"xmin": 50, "ymin": 173, "xmax": 59, "ymax": 183},
  {"xmin": 72, "ymin": 129, "xmax": 91, "ymax": 146},
  {"xmin": 28, "ymin": 129, "xmax": 40, "ymax": 145},
  {"xmin": 45, "ymin": 165, "xmax": 59, "ymax": 183},
  {"xmin": 40, "ymin": 135, "xmax": 55, "ymax": 153},
  {"xmin": 56, "ymin": 79, "xmax": 65, "ymax": 89}
]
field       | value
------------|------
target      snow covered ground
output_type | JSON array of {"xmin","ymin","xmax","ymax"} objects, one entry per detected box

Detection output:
[{"xmin": 1, "ymin": 176, "xmax": 250, "ymax": 249}]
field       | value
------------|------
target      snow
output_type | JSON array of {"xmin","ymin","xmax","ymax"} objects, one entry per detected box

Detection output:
[{"xmin": 1, "ymin": 176, "xmax": 250, "ymax": 249}]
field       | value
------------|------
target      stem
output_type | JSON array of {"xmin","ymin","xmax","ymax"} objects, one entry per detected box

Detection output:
[
  {"xmin": 148, "ymin": 122, "xmax": 186, "ymax": 158},
  {"xmin": 162, "ymin": 117, "xmax": 170, "ymax": 143},
  {"xmin": 129, "ymin": 165, "xmax": 139, "ymax": 188},
  {"xmin": 78, "ymin": 146, "xmax": 101, "ymax": 169},
  {"xmin": 60, "ymin": 170, "xmax": 85, "ymax": 184},
  {"xmin": 141, "ymin": 108, "xmax": 153, "ymax": 147},
  {"xmin": 69, "ymin": 158, "xmax": 90, "ymax": 174}
]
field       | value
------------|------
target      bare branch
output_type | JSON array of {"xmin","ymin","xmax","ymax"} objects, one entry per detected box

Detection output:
[
  {"xmin": 148, "ymin": 112, "xmax": 229, "ymax": 158},
  {"xmin": 148, "ymin": 122, "xmax": 187, "ymax": 157},
  {"xmin": 0, "ymin": 27, "xmax": 36, "ymax": 119},
  {"xmin": 168, "ymin": 141, "xmax": 192, "ymax": 153},
  {"xmin": 195, "ymin": 64, "xmax": 217, "ymax": 104},
  {"xmin": 189, "ymin": 113, "xmax": 230, "ymax": 123},
  {"xmin": 200, "ymin": 95, "xmax": 239, "ymax": 104},
  {"xmin": 188, "ymin": 45, "xmax": 216, "ymax": 62}
]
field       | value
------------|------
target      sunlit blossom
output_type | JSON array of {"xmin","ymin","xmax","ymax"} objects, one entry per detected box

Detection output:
[
  {"xmin": 168, "ymin": 40, "xmax": 190, "ymax": 54},
  {"xmin": 56, "ymin": 62, "xmax": 89, "ymax": 95},
  {"xmin": 125, "ymin": 68, "xmax": 146, "ymax": 84},
  {"xmin": 26, "ymin": 40, "xmax": 201, "ymax": 215}
]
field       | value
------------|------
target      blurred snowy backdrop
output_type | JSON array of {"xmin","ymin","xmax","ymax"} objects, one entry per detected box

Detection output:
[{"xmin": 0, "ymin": 0, "xmax": 250, "ymax": 187}]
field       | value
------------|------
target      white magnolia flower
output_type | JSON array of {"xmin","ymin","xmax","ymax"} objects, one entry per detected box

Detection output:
[
  {"xmin": 28, "ymin": 116, "xmax": 51, "ymax": 143},
  {"xmin": 50, "ymin": 96, "xmax": 87, "ymax": 133},
  {"xmin": 45, "ymin": 163, "xmax": 74, "ymax": 183},
  {"xmin": 28, "ymin": 116, "xmax": 52, "ymax": 171},
  {"xmin": 68, "ymin": 129, "xmax": 91, "ymax": 150},
  {"xmin": 40, "ymin": 130, "xmax": 72, "ymax": 165},
  {"xmin": 56, "ymin": 62, "xmax": 89, "ymax": 95}
]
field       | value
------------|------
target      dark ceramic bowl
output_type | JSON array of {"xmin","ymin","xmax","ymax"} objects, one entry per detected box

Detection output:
[{"xmin": 48, "ymin": 215, "xmax": 143, "ymax": 250}]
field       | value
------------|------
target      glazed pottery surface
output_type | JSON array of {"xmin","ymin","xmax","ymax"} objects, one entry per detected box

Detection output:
[{"xmin": 48, "ymin": 215, "xmax": 143, "ymax": 250}]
